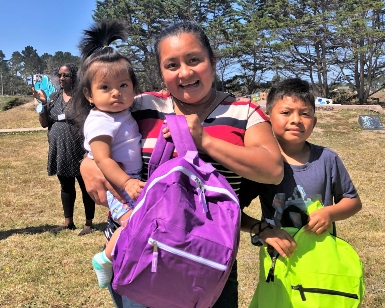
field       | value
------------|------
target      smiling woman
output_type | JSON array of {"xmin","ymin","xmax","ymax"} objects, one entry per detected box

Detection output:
[{"xmin": 80, "ymin": 21, "xmax": 285, "ymax": 308}]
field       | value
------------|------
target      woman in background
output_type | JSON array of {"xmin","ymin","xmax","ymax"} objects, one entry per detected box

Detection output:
[{"xmin": 32, "ymin": 63, "xmax": 95, "ymax": 236}]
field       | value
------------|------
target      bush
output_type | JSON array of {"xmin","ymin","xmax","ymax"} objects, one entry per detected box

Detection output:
[
  {"xmin": 1, "ymin": 96, "xmax": 30, "ymax": 111},
  {"xmin": 329, "ymin": 90, "xmax": 354, "ymax": 105}
]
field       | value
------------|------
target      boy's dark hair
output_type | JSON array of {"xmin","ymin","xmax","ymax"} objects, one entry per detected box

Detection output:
[
  {"xmin": 154, "ymin": 21, "xmax": 216, "ymax": 78},
  {"xmin": 265, "ymin": 78, "xmax": 315, "ymax": 115},
  {"xmin": 74, "ymin": 20, "xmax": 138, "ymax": 133}
]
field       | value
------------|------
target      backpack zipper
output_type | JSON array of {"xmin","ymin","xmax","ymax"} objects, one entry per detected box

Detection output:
[
  {"xmin": 292, "ymin": 284, "xmax": 359, "ymax": 301},
  {"xmin": 148, "ymin": 238, "xmax": 227, "ymax": 272},
  {"xmin": 194, "ymin": 177, "xmax": 208, "ymax": 213},
  {"xmin": 131, "ymin": 165, "xmax": 238, "ymax": 218}
]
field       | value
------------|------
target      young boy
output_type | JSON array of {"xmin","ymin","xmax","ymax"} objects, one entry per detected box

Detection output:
[{"xmin": 240, "ymin": 77, "xmax": 362, "ymax": 241}]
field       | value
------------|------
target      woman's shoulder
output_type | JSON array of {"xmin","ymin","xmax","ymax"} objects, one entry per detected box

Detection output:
[
  {"xmin": 135, "ymin": 90, "xmax": 171, "ymax": 100},
  {"xmin": 48, "ymin": 90, "xmax": 62, "ymax": 104},
  {"xmin": 133, "ymin": 90, "xmax": 173, "ymax": 113},
  {"xmin": 221, "ymin": 93, "xmax": 264, "ymax": 109}
]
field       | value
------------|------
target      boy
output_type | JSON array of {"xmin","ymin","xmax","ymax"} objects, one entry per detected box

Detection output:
[{"xmin": 240, "ymin": 78, "xmax": 362, "ymax": 247}]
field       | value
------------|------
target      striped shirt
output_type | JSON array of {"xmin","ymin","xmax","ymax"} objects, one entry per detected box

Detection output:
[{"xmin": 131, "ymin": 91, "xmax": 268, "ymax": 195}]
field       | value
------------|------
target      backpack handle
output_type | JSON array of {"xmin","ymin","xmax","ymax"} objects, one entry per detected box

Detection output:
[{"xmin": 148, "ymin": 115, "xmax": 197, "ymax": 177}]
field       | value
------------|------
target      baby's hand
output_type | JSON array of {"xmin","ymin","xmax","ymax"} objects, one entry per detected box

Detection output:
[
  {"xmin": 304, "ymin": 208, "xmax": 332, "ymax": 235},
  {"xmin": 123, "ymin": 179, "xmax": 146, "ymax": 200}
]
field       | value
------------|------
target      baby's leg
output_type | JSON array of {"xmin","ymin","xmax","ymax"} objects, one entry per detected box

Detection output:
[
  {"xmin": 92, "ymin": 228, "xmax": 123, "ymax": 289},
  {"xmin": 92, "ymin": 225, "xmax": 125, "ymax": 288},
  {"xmin": 92, "ymin": 191, "xmax": 135, "ymax": 288}
]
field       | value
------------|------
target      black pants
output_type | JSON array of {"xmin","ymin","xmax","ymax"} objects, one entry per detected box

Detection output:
[{"xmin": 57, "ymin": 175, "xmax": 95, "ymax": 220}]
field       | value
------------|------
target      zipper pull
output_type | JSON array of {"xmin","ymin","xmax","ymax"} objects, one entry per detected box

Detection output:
[
  {"xmin": 266, "ymin": 254, "xmax": 277, "ymax": 282},
  {"xmin": 195, "ymin": 177, "xmax": 208, "ymax": 213},
  {"xmin": 151, "ymin": 241, "xmax": 158, "ymax": 273},
  {"xmin": 292, "ymin": 284, "xmax": 306, "ymax": 301}
]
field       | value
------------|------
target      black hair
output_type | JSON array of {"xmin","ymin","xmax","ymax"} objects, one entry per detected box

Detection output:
[
  {"xmin": 154, "ymin": 21, "xmax": 216, "ymax": 78},
  {"xmin": 265, "ymin": 78, "xmax": 315, "ymax": 115},
  {"xmin": 74, "ymin": 20, "xmax": 139, "ymax": 133},
  {"xmin": 53, "ymin": 63, "xmax": 78, "ymax": 89}
]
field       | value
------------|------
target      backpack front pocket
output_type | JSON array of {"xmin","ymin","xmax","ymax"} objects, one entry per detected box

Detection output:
[{"xmin": 148, "ymin": 238, "xmax": 227, "ymax": 272}]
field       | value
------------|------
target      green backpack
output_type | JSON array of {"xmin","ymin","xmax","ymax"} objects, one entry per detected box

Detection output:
[{"xmin": 249, "ymin": 201, "xmax": 365, "ymax": 308}]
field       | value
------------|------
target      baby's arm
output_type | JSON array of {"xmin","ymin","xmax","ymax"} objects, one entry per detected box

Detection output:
[
  {"xmin": 305, "ymin": 195, "xmax": 362, "ymax": 234},
  {"xmin": 90, "ymin": 135, "xmax": 145, "ymax": 200}
]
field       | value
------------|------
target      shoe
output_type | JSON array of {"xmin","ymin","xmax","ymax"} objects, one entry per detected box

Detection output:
[
  {"xmin": 50, "ymin": 223, "xmax": 76, "ymax": 235},
  {"xmin": 78, "ymin": 225, "xmax": 95, "ymax": 236}
]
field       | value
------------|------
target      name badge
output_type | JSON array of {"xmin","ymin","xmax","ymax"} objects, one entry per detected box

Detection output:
[{"xmin": 58, "ymin": 114, "xmax": 66, "ymax": 121}]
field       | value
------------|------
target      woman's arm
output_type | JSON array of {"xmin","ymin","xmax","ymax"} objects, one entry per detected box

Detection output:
[
  {"xmin": 181, "ymin": 115, "xmax": 284, "ymax": 184},
  {"xmin": 32, "ymin": 88, "xmax": 49, "ymax": 128},
  {"xmin": 80, "ymin": 156, "xmax": 126, "ymax": 206}
]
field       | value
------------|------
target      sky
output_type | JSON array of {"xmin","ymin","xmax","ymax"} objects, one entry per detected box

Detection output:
[{"xmin": 0, "ymin": 0, "xmax": 97, "ymax": 60}]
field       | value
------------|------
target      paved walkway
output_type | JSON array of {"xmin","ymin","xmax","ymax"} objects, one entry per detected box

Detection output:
[{"xmin": 0, "ymin": 127, "xmax": 47, "ymax": 133}]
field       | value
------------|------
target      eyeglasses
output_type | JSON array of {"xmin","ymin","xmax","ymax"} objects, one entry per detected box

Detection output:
[{"xmin": 57, "ymin": 73, "xmax": 71, "ymax": 79}]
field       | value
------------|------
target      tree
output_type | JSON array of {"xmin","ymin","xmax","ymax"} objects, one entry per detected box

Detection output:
[
  {"xmin": 230, "ymin": 0, "xmax": 278, "ymax": 94},
  {"xmin": 21, "ymin": 46, "xmax": 43, "ymax": 83},
  {"xmin": 0, "ymin": 50, "xmax": 10, "ymax": 95},
  {"xmin": 93, "ymin": 0, "xmax": 237, "ymax": 91},
  {"xmin": 334, "ymin": 0, "xmax": 385, "ymax": 104},
  {"xmin": 256, "ymin": 0, "xmax": 342, "ymax": 98}
]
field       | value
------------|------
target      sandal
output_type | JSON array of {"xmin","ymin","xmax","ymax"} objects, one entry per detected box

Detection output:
[
  {"xmin": 78, "ymin": 225, "xmax": 95, "ymax": 236},
  {"xmin": 50, "ymin": 223, "xmax": 76, "ymax": 235}
]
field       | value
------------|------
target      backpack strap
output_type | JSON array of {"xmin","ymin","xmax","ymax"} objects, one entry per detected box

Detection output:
[
  {"xmin": 148, "ymin": 115, "xmax": 197, "ymax": 177},
  {"xmin": 165, "ymin": 115, "xmax": 197, "ymax": 156}
]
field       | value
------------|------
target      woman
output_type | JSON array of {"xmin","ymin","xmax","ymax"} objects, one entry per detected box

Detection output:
[
  {"xmin": 32, "ymin": 63, "xmax": 95, "ymax": 236},
  {"xmin": 81, "ymin": 22, "xmax": 293, "ymax": 307}
]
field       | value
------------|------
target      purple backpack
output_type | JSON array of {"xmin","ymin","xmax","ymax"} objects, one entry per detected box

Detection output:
[{"xmin": 112, "ymin": 115, "xmax": 240, "ymax": 308}]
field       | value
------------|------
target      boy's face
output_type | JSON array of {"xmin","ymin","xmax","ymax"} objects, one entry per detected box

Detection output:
[{"xmin": 268, "ymin": 96, "xmax": 317, "ymax": 146}]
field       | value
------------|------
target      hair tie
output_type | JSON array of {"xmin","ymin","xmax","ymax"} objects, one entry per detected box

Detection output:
[{"xmin": 102, "ymin": 45, "xmax": 109, "ymax": 50}]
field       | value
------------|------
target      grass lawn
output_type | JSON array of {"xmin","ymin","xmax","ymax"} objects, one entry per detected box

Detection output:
[{"xmin": 0, "ymin": 105, "xmax": 384, "ymax": 307}]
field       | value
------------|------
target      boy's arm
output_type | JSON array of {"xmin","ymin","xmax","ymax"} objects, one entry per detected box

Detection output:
[
  {"xmin": 305, "ymin": 195, "xmax": 362, "ymax": 234},
  {"xmin": 90, "ymin": 135, "xmax": 144, "ymax": 200}
]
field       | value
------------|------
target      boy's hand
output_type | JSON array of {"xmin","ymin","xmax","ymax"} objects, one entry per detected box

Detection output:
[
  {"xmin": 260, "ymin": 226, "xmax": 297, "ymax": 258},
  {"xmin": 304, "ymin": 208, "xmax": 332, "ymax": 234},
  {"xmin": 124, "ymin": 179, "xmax": 146, "ymax": 200}
]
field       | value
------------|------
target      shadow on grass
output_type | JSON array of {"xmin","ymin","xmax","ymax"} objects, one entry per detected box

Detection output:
[{"xmin": 0, "ymin": 222, "xmax": 107, "ymax": 240}]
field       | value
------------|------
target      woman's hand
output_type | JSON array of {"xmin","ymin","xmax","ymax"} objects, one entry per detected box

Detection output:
[
  {"xmin": 162, "ymin": 115, "xmax": 207, "ymax": 151},
  {"xmin": 80, "ymin": 157, "xmax": 126, "ymax": 206},
  {"xmin": 31, "ymin": 88, "xmax": 47, "ymax": 104}
]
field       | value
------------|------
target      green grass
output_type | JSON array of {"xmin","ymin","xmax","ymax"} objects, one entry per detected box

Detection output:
[{"xmin": 1, "ymin": 107, "xmax": 385, "ymax": 307}]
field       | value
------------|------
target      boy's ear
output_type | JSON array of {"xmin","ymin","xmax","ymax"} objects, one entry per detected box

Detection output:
[
  {"xmin": 313, "ymin": 116, "xmax": 317, "ymax": 128},
  {"xmin": 83, "ymin": 87, "xmax": 92, "ymax": 103}
]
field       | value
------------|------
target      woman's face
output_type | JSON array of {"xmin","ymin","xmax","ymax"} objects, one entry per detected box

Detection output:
[
  {"xmin": 158, "ymin": 32, "xmax": 216, "ymax": 105},
  {"xmin": 58, "ymin": 66, "xmax": 72, "ymax": 90}
]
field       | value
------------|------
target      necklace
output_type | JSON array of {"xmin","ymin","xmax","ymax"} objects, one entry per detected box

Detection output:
[{"xmin": 174, "ymin": 90, "xmax": 218, "ymax": 116}]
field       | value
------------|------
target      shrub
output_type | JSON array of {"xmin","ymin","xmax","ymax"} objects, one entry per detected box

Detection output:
[
  {"xmin": 329, "ymin": 90, "xmax": 354, "ymax": 105},
  {"xmin": 1, "ymin": 96, "xmax": 30, "ymax": 111}
]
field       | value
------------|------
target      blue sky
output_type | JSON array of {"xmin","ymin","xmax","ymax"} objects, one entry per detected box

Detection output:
[{"xmin": 0, "ymin": 0, "xmax": 96, "ymax": 60}]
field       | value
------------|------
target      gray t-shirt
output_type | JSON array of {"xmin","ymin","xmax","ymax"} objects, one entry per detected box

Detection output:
[{"xmin": 240, "ymin": 143, "xmax": 357, "ymax": 226}]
